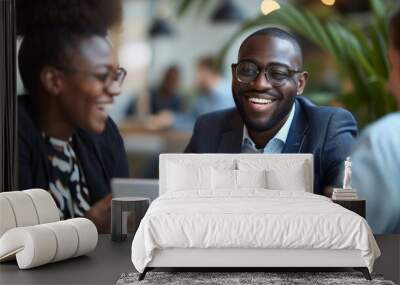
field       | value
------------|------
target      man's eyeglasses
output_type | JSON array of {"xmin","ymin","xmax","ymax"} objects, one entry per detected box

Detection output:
[
  {"xmin": 56, "ymin": 66, "xmax": 127, "ymax": 89},
  {"xmin": 233, "ymin": 61, "xmax": 302, "ymax": 87}
]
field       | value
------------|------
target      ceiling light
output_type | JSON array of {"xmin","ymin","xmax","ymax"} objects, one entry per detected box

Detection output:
[
  {"xmin": 260, "ymin": 0, "xmax": 281, "ymax": 16},
  {"xmin": 321, "ymin": 0, "xmax": 335, "ymax": 6}
]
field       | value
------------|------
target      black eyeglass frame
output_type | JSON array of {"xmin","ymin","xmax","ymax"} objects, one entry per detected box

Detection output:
[
  {"xmin": 232, "ymin": 61, "xmax": 303, "ymax": 87},
  {"xmin": 55, "ymin": 66, "xmax": 127, "ymax": 88}
]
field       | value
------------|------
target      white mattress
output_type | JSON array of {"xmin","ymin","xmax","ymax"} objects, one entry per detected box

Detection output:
[{"xmin": 131, "ymin": 190, "xmax": 380, "ymax": 273}]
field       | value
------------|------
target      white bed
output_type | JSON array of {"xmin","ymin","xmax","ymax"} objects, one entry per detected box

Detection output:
[{"xmin": 131, "ymin": 154, "xmax": 380, "ymax": 280}]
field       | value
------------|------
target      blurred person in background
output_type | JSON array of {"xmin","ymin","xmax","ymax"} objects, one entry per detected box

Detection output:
[
  {"xmin": 150, "ymin": 65, "xmax": 183, "ymax": 114},
  {"xmin": 146, "ymin": 56, "xmax": 234, "ymax": 131},
  {"xmin": 351, "ymin": 8, "xmax": 400, "ymax": 234},
  {"xmin": 106, "ymin": 64, "xmax": 183, "ymax": 125},
  {"xmin": 17, "ymin": 0, "xmax": 128, "ymax": 233}
]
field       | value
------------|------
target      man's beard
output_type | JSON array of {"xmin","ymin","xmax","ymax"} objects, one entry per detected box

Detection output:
[{"xmin": 233, "ymin": 90, "xmax": 295, "ymax": 132}]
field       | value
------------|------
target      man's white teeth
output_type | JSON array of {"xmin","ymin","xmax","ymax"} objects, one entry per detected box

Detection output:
[{"xmin": 248, "ymin": 97, "xmax": 273, "ymax": 105}]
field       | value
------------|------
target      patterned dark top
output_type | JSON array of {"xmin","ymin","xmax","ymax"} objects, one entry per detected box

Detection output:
[{"xmin": 43, "ymin": 134, "xmax": 91, "ymax": 219}]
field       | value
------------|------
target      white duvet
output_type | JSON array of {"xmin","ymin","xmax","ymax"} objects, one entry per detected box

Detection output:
[{"xmin": 131, "ymin": 190, "xmax": 380, "ymax": 273}]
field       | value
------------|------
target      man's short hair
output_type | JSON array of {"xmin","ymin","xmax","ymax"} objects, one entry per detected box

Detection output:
[{"xmin": 239, "ymin": 27, "xmax": 303, "ymax": 69}]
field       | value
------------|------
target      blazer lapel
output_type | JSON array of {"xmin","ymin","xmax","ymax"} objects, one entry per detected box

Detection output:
[
  {"xmin": 217, "ymin": 112, "xmax": 243, "ymax": 153},
  {"xmin": 282, "ymin": 99, "xmax": 309, "ymax": 153}
]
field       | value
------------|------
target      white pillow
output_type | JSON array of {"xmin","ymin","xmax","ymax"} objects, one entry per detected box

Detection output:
[
  {"xmin": 236, "ymin": 169, "xmax": 267, "ymax": 189},
  {"xmin": 211, "ymin": 169, "xmax": 267, "ymax": 191},
  {"xmin": 165, "ymin": 159, "xmax": 236, "ymax": 192},
  {"xmin": 238, "ymin": 158, "xmax": 310, "ymax": 192},
  {"xmin": 267, "ymin": 168, "xmax": 306, "ymax": 191},
  {"xmin": 167, "ymin": 162, "xmax": 211, "ymax": 191},
  {"xmin": 211, "ymin": 168, "xmax": 236, "ymax": 190}
]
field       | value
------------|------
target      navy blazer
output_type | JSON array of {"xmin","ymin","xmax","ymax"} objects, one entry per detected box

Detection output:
[
  {"xmin": 185, "ymin": 96, "xmax": 358, "ymax": 195},
  {"xmin": 17, "ymin": 95, "xmax": 129, "ymax": 204}
]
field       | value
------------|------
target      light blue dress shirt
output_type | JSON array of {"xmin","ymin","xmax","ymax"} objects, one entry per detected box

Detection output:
[
  {"xmin": 241, "ymin": 104, "xmax": 296, "ymax": 153},
  {"xmin": 351, "ymin": 113, "xmax": 400, "ymax": 234}
]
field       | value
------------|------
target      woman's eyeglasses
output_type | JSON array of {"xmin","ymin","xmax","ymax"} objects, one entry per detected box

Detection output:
[
  {"xmin": 56, "ymin": 66, "xmax": 127, "ymax": 89},
  {"xmin": 233, "ymin": 61, "xmax": 302, "ymax": 87}
]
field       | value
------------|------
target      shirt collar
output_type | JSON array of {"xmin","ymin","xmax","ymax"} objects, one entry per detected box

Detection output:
[{"xmin": 242, "ymin": 103, "xmax": 296, "ymax": 147}]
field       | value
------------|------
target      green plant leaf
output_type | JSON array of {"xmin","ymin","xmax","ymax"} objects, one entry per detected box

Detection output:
[{"xmin": 176, "ymin": 0, "xmax": 192, "ymax": 17}]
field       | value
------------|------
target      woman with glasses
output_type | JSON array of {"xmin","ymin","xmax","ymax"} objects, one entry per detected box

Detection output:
[{"xmin": 17, "ymin": 0, "xmax": 128, "ymax": 233}]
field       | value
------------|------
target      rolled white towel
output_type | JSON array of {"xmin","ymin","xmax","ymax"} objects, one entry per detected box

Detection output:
[
  {"xmin": 24, "ymin": 189, "xmax": 60, "ymax": 224},
  {"xmin": 0, "ymin": 191, "xmax": 39, "ymax": 228},
  {"xmin": 42, "ymin": 221, "xmax": 79, "ymax": 263},
  {"xmin": 0, "ymin": 189, "xmax": 60, "ymax": 239},
  {"xmin": 0, "ymin": 196, "xmax": 17, "ymax": 237},
  {"xmin": 0, "ymin": 225, "xmax": 57, "ymax": 268},
  {"xmin": 0, "ymin": 218, "xmax": 98, "ymax": 269},
  {"xmin": 64, "ymin": 218, "xmax": 98, "ymax": 257}
]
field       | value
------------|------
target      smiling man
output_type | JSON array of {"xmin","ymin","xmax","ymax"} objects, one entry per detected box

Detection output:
[{"xmin": 185, "ymin": 27, "xmax": 358, "ymax": 196}]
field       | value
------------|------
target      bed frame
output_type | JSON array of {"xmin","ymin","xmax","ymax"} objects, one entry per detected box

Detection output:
[
  {"xmin": 139, "ymin": 248, "xmax": 371, "ymax": 280},
  {"xmin": 137, "ymin": 154, "xmax": 372, "ymax": 281}
]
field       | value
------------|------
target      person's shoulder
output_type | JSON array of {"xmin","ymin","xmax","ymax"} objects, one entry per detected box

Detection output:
[
  {"xmin": 354, "ymin": 112, "xmax": 400, "ymax": 158},
  {"xmin": 186, "ymin": 108, "xmax": 239, "ymax": 152},
  {"xmin": 367, "ymin": 112, "xmax": 400, "ymax": 128},
  {"xmin": 297, "ymin": 96, "xmax": 353, "ymax": 118},
  {"xmin": 362, "ymin": 112, "xmax": 400, "ymax": 138},
  {"xmin": 103, "ymin": 116, "xmax": 120, "ymax": 136},
  {"xmin": 296, "ymin": 96, "xmax": 356, "ymax": 129}
]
